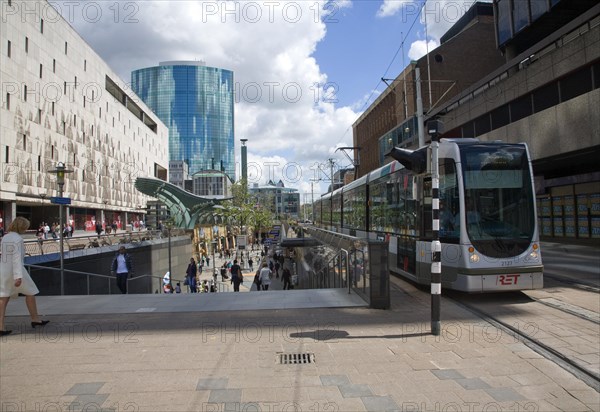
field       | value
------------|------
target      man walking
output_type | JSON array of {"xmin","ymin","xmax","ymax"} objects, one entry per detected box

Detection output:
[
  {"xmin": 111, "ymin": 246, "xmax": 134, "ymax": 294},
  {"xmin": 230, "ymin": 259, "xmax": 242, "ymax": 292}
]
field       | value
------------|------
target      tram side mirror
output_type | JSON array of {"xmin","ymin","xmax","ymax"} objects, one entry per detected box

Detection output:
[{"xmin": 387, "ymin": 147, "xmax": 427, "ymax": 174}]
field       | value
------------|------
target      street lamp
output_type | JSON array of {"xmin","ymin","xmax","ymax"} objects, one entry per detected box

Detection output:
[
  {"xmin": 211, "ymin": 239, "xmax": 217, "ymax": 282},
  {"xmin": 48, "ymin": 162, "xmax": 73, "ymax": 296}
]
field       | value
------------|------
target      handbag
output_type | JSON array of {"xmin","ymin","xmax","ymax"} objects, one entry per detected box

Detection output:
[{"xmin": 183, "ymin": 277, "xmax": 189, "ymax": 286}]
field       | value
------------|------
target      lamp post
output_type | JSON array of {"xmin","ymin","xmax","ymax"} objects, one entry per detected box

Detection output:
[
  {"xmin": 211, "ymin": 239, "xmax": 217, "ymax": 282},
  {"xmin": 39, "ymin": 193, "xmax": 47, "ymax": 228},
  {"xmin": 48, "ymin": 162, "xmax": 73, "ymax": 296},
  {"xmin": 166, "ymin": 219, "xmax": 172, "ymax": 289}
]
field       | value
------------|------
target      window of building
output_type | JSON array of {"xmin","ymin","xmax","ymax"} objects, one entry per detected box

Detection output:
[
  {"xmin": 7, "ymin": 40, "xmax": 11, "ymax": 58},
  {"xmin": 490, "ymin": 105, "xmax": 510, "ymax": 129},
  {"xmin": 51, "ymin": 101, "xmax": 54, "ymax": 115},
  {"xmin": 62, "ymin": 121, "xmax": 66, "ymax": 135},
  {"xmin": 560, "ymin": 67, "xmax": 592, "ymax": 102},
  {"xmin": 22, "ymin": 134, "xmax": 26, "ymax": 151},
  {"xmin": 474, "ymin": 114, "xmax": 491, "ymax": 136},
  {"xmin": 38, "ymin": 155, "xmax": 41, "ymax": 171},
  {"xmin": 6, "ymin": 93, "xmax": 10, "ymax": 111},
  {"xmin": 5, "ymin": 146, "xmax": 9, "ymax": 163},
  {"xmin": 509, "ymin": 94, "xmax": 532, "ymax": 122},
  {"xmin": 39, "ymin": 63, "xmax": 43, "ymax": 78},
  {"xmin": 25, "ymin": 36, "xmax": 28, "ymax": 53},
  {"xmin": 512, "ymin": 0, "xmax": 529, "ymax": 33},
  {"xmin": 38, "ymin": 109, "xmax": 42, "ymax": 123},
  {"xmin": 23, "ymin": 85, "xmax": 27, "ymax": 102},
  {"xmin": 65, "ymin": 41, "xmax": 67, "ymax": 54},
  {"xmin": 99, "ymin": 107, "xmax": 101, "ymax": 118},
  {"xmin": 73, "ymin": 114, "xmax": 76, "ymax": 126},
  {"xmin": 461, "ymin": 122, "xmax": 475, "ymax": 137},
  {"xmin": 594, "ymin": 61, "xmax": 600, "ymax": 90},
  {"xmin": 40, "ymin": 19, "xmax": 44, "ymax": 33},
  {"xmin": 84, "ymin": 59, "xmax": 87, "ymax": 71},
  {"xmin": 51, "ymin": 145, "xmax": 54, "ymax": 159},
  {"xmin": 530, "ymin": 0, "xmax": 548, "ymax": 20},
  {"xmin": 533, "ymin": 82, "xmax": 559, "ymax": 113},
  {"xmin": 74, "ymin": 76, "xmax": 77, "ymax": 88},
  {"xmin": 53, "ymin": 59, "xmax": 56, "ymax": 73},
  {"xmin": 496, "ymin": 0, "xmax": 512, "ymax": 46},
  {"xmin": 83, "ymin": 95, "xmax": 85, "ymax": 107}
]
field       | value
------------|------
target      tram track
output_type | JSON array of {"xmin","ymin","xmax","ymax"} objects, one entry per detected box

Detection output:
[{"xmin": 446, "ymin": 296, "xmax": 600, "ymax": 393}]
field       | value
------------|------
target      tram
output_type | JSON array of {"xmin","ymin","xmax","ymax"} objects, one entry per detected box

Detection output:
[{"xmin": 314, "ymin": 139, "xmax": 543, "ymax": 292}]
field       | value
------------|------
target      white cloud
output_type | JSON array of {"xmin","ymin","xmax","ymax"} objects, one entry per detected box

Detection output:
[
  {"xmin": 407, "ymin": 39, "xmax": 439, "ymax": 60},
  {"xmin": 376, "ymin": 0, "xmax": 414, "ymax": 18},
  {"xmin": 54, "ymin": 1, "xmax": 360, "ymax": 200}
]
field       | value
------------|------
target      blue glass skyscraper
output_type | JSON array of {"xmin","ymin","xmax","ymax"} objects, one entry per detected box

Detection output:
[{"xmin": 132, "ymin": 61, "xmax": 235, "ymax": 180}]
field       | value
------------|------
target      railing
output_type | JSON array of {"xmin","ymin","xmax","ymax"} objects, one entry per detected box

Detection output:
[
  {"xmin": 23, "ymin": 230, "xmax": 161, "ymax": 257},
  {"xmin": 23, "ymin": 263, "xmax": 185, "ymax": 295}
]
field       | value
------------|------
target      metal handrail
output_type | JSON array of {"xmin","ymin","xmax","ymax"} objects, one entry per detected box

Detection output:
[
  {"xmin": 313, "ymin": 249, "xmax": 350, "ymax": 291},
  {"xmin": 24, "ymin": 263, "xmax": 184, "ymax": 295}
]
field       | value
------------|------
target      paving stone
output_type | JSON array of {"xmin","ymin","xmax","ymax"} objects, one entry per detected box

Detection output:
[
  {"xmin": 431, "ymin": 369, "xmax": 465, "ymax": 380},
  {"xmin": 196, "ymin": 378, "xmax": 229, "ymax": 390},
  {"xmin": 339, "ymin": 384, "xmax": 373, "ymax": 398},
  {"xmin": 66, "ymin": 394, "xmax": 110, "ymax": 411},
  {"xmin": 455, "ymin": 378, "xmax": 491, "ymax": 390},
  {"xmin": 64, "ymin": 382, "xmax": 106, "ymax": 395},
  {"xmin": 208, "ymin": 389, "xmax": 243, "ymax": 403},
  {"xmin": 320, "ymin": 374, "xmax": 350, "ymax": 386},
  {"xmin": 484, "ymin": 387, "xmax": 526, "ymax": 402},
  {"xmin": 361, "ymin": 395, "xmax": 400, "ymax": 412}
]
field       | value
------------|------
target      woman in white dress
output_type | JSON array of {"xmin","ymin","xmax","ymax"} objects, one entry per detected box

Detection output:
[{"xmin": 0, "ymin": 217, "xmax": 49, "ymax": 336}]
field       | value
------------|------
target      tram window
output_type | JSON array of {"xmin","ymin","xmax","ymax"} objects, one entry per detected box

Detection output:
[{"xmin": 439, "ymin": 159, "xmax": 459, "ymax": 243}]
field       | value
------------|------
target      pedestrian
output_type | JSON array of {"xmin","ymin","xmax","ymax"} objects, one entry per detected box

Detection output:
[
  {"xmin": 282, "ymin": 267, "xmax": 292, "ymax": 290},
  {"xmin": 220, "ymin": 264, "xmax": 228, "ymax": 281},
  {"xmin": 259, "ymin": 262, "xmax": 272, "ymax": 291},
  {"xmin": 248, "ymin": 257, "xmax": 254, "ymax": 271},
  {"xmin": 206, "ymin": 256, "xmax": 210, "ymax": 267},
  {"xmin": 111, "ymin": 246, "xmax": 134, "ymax": 294},
  {"xmin": 274, "ymin": 261, "xmax": 280, "ymax": 278},
  {"xmin": 95, "ymin": 221, "xmax": 103, "ymax": 238},
  {"xmin": 230, "ymin": 259, "xmax": 242, "ymax": 292},
  {"xmin": 0, "ymin": 217, "xmax": 50, "ymax": 336},
  {"xmin": 186, "ymin": 258, "xmax": 198, "ymax": 293},
  {"xmin": 175, "ymin": 282, "xmax": 182, "ymax": 293}
]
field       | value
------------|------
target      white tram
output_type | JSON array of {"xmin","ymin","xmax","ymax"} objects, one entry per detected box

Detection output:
[{"xmin": 314, "ymin": 139, "xmax": 543, "ymax": 292}]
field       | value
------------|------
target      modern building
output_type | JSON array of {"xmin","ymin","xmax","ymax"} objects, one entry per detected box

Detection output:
[
  {"xmin": 131, "ymin": 61, "xmax": 235, "ymax": 182},
  {"xmin": 169, "ymin": 160, "xmax": 190, "ymax": 190},
  {"xmin": 192, "ymin": 169, "xmax": 233, "ymax": 199},
  {"xmin": 0, "ymin": 0, "xmax": 169, "ymax": 232},
  {"xmin": 250, "ymin": 180, "xmax": 300, "ymax": 219},
  {"xmin": 353, "ymin": 2, "xmax": 505, "ymax": 178}
]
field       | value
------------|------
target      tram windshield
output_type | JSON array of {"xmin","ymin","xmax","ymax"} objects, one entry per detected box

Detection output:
[{"xmin": 459, "ymin": 144, "xmax": 535, "ymax": 257}]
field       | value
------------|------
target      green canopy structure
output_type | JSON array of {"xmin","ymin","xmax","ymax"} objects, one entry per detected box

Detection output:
[{"xmin": 135, "ymin": 177, "xmax": 228, "ymax": 229}]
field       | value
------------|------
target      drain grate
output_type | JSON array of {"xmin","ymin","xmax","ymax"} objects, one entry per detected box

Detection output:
[{"xmin": 278, "ymin": 352, "xmax": 315, "ymax": 364}]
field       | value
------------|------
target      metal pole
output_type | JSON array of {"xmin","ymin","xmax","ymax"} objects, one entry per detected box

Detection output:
[
  {"xmin": 416, "ymin": 68, "xmax": 425, "ymax": 147},
  {"xmin": 59, "ymin": 195, "xmax": 65, "ymax": 296},
  {"xmin": 430, "ymin": 133, "xmax": 441, "ymax": 336},
  {"xmin": 168, "ymin": 227, "xmax": 172, "ymax": 289}
]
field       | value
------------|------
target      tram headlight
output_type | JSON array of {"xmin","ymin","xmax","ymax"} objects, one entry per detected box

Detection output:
[
  {"xmin": 530, "ymin": 243, "xmax": 539, "ymax": 259},
  {"xmin": 468, "ymin": 247, "xmax": 480, "ymax": 263}
]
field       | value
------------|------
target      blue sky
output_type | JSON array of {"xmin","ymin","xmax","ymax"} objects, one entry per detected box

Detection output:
[
  {"xmin": 315, "ymin": 1, "xmax": 421, "ymax": 109},
  {"xmin": 59, "ymin": 0, "xmax": 474, "ymax": 199}
]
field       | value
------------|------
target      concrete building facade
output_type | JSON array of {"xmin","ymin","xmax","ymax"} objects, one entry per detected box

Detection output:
[{"xmin": 0, "ymin": 0, "xmax": 169, "ymax": 232}]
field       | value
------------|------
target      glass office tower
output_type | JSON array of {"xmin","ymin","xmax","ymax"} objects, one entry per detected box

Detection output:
[{"xmin": 132, "ymin": 61, "xmax": 235, "ymax": 180}]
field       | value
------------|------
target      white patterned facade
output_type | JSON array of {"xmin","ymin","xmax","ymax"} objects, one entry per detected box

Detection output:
[{"xmin": 0, "ymin": 0, "xmax": 169, "ymax": 231}]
